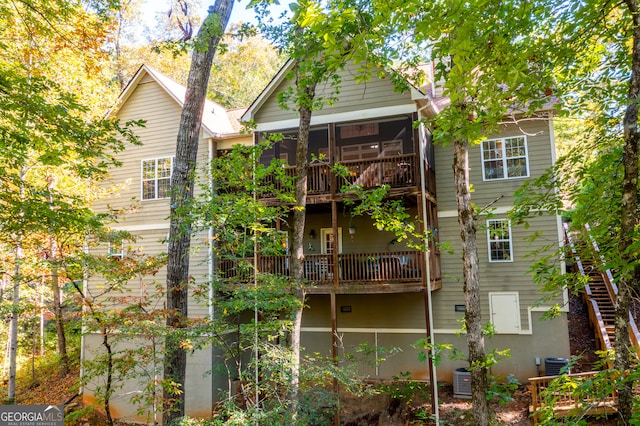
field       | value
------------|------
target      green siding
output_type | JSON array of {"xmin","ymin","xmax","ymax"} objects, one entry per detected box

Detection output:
[
  {"xmin": 254, "ymin": 63, "xmax": 415, "ymax": 124},
  {"xmin": 303, "ymin": 294, "xmax": 427, "ymax": 329},
  {"xmin": 434, "ymin": 119, "xmax": 553, "ymax": 213},
  {"xmin": 301, "ymin": 209, "xmax": 419, "ymax": 255},
  {"xmin": 95, "ymin": 79, "xmax": 210, "ymax": 227},
  {"xmin": 90, "ymin": 77, "xmax": 214, "ymax": 319},
  {"xmin": 300, "ymin": 310, "xmax": 569, "ymax": 382},
  {"xmin": 433, "ymin": 214, "xmax": 561, "ymax": 331}
]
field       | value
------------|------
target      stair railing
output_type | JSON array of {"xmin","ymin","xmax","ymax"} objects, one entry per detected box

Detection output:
[
  {"xmin": 584, "ymin": 224, "xmax": 640, "ymax": 355},
  {"xmin": 569, "ymin": 223, "xmax": 640, "ymax": 356},
  {"xmin": 563, "ymin": 223, "xmax": 613, "ymax": 354}
]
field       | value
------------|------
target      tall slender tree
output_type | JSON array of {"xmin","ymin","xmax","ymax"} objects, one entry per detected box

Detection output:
[
  {"xmin": 312, "ymin": 1, "xmax": 556, "ymax": 422},
  {"xmin": 163, "ymin": 0, "xmax": 234, "ymax": 423},
  {"xmin": 252, "ymin": 1, "xmax": 377, "ymax": 413},
  {"xmin": 511, "ymin": 1, "xmax": 640, "ymax": 422},
  {"xmin": 0, "ymin": 0, "xmax": 139, "ymax": 398},
  {"xmin": 603, "ymin": 3, "xmax": 640, "ymax": 421}
]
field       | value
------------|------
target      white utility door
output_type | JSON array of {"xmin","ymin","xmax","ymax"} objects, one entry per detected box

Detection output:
[{"xmin": 489, "ymin": 292, "xmax": 521, "ymax": 334}]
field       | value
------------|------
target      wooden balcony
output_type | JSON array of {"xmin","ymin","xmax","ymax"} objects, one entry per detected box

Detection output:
[
  {"xmin": 216, "ymin": 250, "xmax": 441, "ymax": 294},
  {"xmin": 260, "ymin": 153, "xmax": 428, "ymax": 201}
]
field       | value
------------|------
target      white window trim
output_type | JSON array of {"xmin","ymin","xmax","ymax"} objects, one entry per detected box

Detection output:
[
  {"xmin": 489, "ymin": 292, "xmax": 521, "ymax": 334},
  {"xmin": 107, "ymin": 241, "xmax": 124, "ymax": 259},
  {"xmin": 487, "ymin": 219, "xmax": 513, "ymax": 263},
  {"xmin": 141, "ymin": 156, "xmax": 173, "ymax": 201},
  {"xmin": 480, "ymin": 135, "xmax": 529, "ymax": 181}
]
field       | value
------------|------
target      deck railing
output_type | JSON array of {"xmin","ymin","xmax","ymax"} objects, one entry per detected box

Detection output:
[
  {"xmin": 529, "ymin": 372, "xmax": 617, "ymax": 423},
  {"xmin": 563, "ymin": 223, "xmax": 613, "ymax": 355},
  {"xmin": 337, "ymin": 154, "xmax": 417, "ymax": 190},
  {"xmin": 215, "ymin": 250, "xmax": 424, "ymax": 285},
  {"xmin": 259, "ymin": 153, "xmax": 419, "ymax": 199}
]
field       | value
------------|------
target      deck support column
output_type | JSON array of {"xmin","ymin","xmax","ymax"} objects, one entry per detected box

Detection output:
[
  {"xmin": 418, "ymin": 190, "xmax": 438, "ymax": 419},
  {"xmin": 331, "ymin": 200, "xmax": 340, "ymax": 425}
]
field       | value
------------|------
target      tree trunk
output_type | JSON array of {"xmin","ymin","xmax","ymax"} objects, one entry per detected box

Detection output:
[
  {"xmin": 289, "ymin": 70, "xmax": 317, "ymax": 412},
  {"xmin": 163, "ymin": 1, "xmax": 234, "ymax": 423},
  {"xmin": 102, "ymin": 326, "xmax": 115, "ymax": 426},
  {"xmin": 7, "ymin": 236, "xmax": 21, "ymax": 404},
  {"xmin": 50, "ymin": 234, "xmax": 68, "ymax": 376},
  {"xmin": 616, "ymin": 2, "xmax": 640, "ymax": 423},
  {"xmin": 453, "ymin": 139, "xmax": 490, "ymax": 426},
  {"xmin": 7, "ymin": 167, "xmax": 26, "ymax": 403},
  {"xmin": 47, "ymin": 182, "xmax": 68, "ymax": 374}
]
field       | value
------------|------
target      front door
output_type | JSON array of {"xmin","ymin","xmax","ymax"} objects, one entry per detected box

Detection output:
[{"xmin": 320, "ymin": 228, "xmax": 342, "ymax": 254}]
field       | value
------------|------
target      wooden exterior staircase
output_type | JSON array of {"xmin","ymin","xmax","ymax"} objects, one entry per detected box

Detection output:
[
  {"xmin": 563, "ymin": 222, "xmax": 640, "ymax": 354},
  {"xmin": 529, "ymin": 223, "xmax": 640, "ymax": 422}
]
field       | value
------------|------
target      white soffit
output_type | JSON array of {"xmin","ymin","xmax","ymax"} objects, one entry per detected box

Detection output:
[{"xmin": 255, "ymin": 104, "xmax": 418, "ymax": 131}]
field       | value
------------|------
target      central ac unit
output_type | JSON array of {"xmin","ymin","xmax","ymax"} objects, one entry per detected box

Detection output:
[
  {"xmin": 453, "ymin": 367, "xmax": 472, "ymax": 399},
  {"xmin": 545, "ymin": 357, "xmax": 569, "ymax": 376}
]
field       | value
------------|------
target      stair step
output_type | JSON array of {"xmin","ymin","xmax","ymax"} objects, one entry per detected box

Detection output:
[{"xmin": 567, "ymin": 233, "xmax": 640, "ymax": 351}]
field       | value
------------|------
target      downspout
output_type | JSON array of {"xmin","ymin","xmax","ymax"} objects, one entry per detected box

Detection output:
[
  {"xmin": 417, "ymin": 103, "xmax": 439, "ymax": 422},
  {"xmin": 79, "ymin": 238, "xmax": 88, "ymax": 397},
  {"xmin": 253, "ymin": 139, "xmax": 260, "ymax": 411},
  {"xmin": 79, "ymin": 177, "xmax": 92, "ymax": 398},
  {"xmin": 208, "ymin": 138, "xmax": 215, "ymax": 322},
  {"xmin": 208, "ymin": 138, "xmax": 216, "ymax": 406}
]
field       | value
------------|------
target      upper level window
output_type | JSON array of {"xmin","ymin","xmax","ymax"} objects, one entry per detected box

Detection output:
[
  {"xmin": 107, "ymin": 241, "xmax": 125, "ymax": 259},
  {"xmin": 481, "ymin": 136, "xmax": 528, "ymax": 180},
  {"xmin": 487, "ymin": 219, "xmax": 512, "ymax": 262},
  {"xmin": 340, "ymin": 122, "xmax": 379, "ymax": 139},
  {"xmin": 341, "ymin": 143, "xmax": 380, "ymax": 161},
  {"xmin": 142, "ymin": 157, "xmax": 172, "ymax": 200}
]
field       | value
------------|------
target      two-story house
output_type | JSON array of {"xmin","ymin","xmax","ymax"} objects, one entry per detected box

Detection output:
[
  {"xmin": 239, "ymin": 59, "xmax": 570, "ymax": 384},
  {"xmin": 83, "ymin": 61, "xmax": 569, "ymax": 421}
]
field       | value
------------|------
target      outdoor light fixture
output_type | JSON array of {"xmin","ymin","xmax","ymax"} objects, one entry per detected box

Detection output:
[{"xmin": 309, "ymin": 229, "xmax": 316, "ymax": 239}]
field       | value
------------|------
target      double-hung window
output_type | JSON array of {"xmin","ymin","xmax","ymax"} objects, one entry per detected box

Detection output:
[
  {"xmin": 481, "ymin": 136, "xmax": 528, "ymax": 180},
  {"xmin": 142, "ymin": 157, "xmax": 172, "ymax": 200},
  {"xmin": 487, "ymin": 219, "xmax": 512, "ymax": 262},
  {"xmin": 107, "ymin": 241, "xmax": 125, "ymax": 260}
]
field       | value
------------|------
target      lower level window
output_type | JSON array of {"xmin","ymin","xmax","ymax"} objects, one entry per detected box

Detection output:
[
  {"xmin": 107, "ymin": 241, "xmax": 124, "ymax": 259},
  {"xmin": 487, "ymin": 219, "xmax": 512, "ymax": 262}
]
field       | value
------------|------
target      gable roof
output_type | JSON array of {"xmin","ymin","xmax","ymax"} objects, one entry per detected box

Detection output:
[
  {"xmin": 111, "ymin": 64, "xmax": 238, "ymax": 138},
  {"xmin": 240, "ymin": 59, "xmax": 296, "ymax": 123},
  {"xmin": 241, "ymin": 59, "xmax": 430, "ymax": 124}
]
